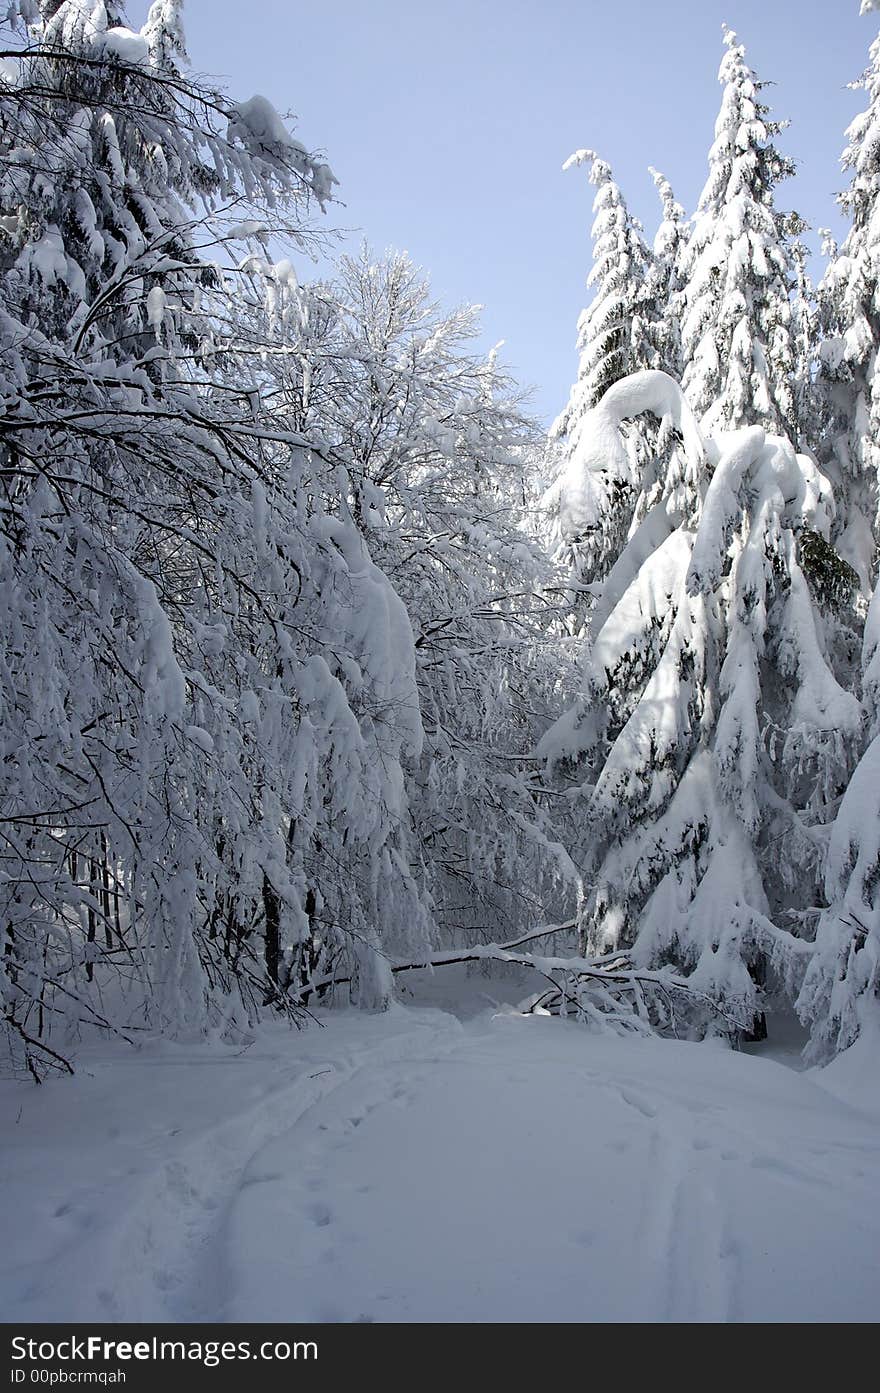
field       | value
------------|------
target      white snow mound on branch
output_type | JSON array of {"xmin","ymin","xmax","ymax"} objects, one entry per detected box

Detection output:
[
  {"xmin": 102, "ymin": 27, "xmax": 150, "ymax": 65},
  {"xmin": 227, "ymin": 97, "xmax": 339, "ymax": 204},
  {"xmin": 231, "ymin": 96, "xmax": 306, "ymax": 151}
]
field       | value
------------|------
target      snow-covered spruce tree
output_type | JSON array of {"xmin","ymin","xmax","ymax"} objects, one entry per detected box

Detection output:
[
  {"xmin": 794, "ymin": 5, "xmax": 880, "ymax": 1057},
  {"xmin": 232, "ymin": 246, "xmax": 579, "ymax": 952},
  {"xmin": 553, "ymin": 150, "xmax": 657, "ymax": 437},
  {"xmin": 797, "ymin": 584, "xmax": 880, "ymax": 1059},
  {"xmin": 546, "ymin": 151, "xmax": 665, "ymax": 620},
  {"xmin": 790, "ymin": 238, "xmax": 820, "ymax": 453},
  {"xmin": 680, "ymin": 26, "xmax": 799, "ymax": 440},
  {"xmin": 646, "ymin": 167, "xmax": 688, "ymax": 381},
  {"xmin": 538, "ymin": 369, "xmax": 860, "ymax": 1038},
  {"xmin": 814, "ymin": 15, "xmax": 880, "ymax": 589},
  {"xmin": 0, "ymin": 2, "xmax": 425, "ymax": 1076}
]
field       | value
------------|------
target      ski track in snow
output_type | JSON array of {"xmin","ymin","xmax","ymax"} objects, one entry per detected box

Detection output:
[{"xmin": 2, "ymin": 1005, "xmax": 878, "ymax": 1324}]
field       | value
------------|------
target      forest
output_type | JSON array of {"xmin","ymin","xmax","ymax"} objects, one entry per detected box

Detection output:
[
  {"xmin": 1, "ymin": 0, "xmax": 877, "ymax": 1082},
  {"xmin": 1, "ymin": 0, "xmax": 879, "ymax": 1333}
]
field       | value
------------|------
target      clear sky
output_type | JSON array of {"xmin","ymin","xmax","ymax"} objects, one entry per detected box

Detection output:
[{"xmin": 129, "ymin": 1, "xmax": 875, "ymax": 424}]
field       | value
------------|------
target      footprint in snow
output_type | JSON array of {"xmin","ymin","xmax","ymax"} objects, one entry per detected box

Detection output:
[
  {"xmin": 571, "ymin": 1229, "xmax": 597, "ymax": 1248},
  {"xmin": 239, "ymin": 1170, "xmax": 283, "ymax": 1189},
  {"xmin": 749, "ymin": 1154, "xmax": 806, "ymax": 1181},
  {"xmin": 618, "ymin": 1088, "xmax": 658, "ymax": 1119},
  {"xmin": 307, "ymin": 1202, "xmax": 333, "ymax": 1228}
]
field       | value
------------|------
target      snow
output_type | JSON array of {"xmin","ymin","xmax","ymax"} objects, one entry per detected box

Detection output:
[
  {"xmin": 589, "ymin": 501, "xmax": 676, "ymax": 634},
  {"xmin": 591, "ymin": 527, "xmax": 690, "ymax": 678},
  {"xmin": 146, "ymin": 284, "xmax": 166, "ymax": 332},
  {"xmin": 562, "ymin": 148, "xmax": 598, "ymax": 172},
  {"xmin": 227, "ymin": 220, "xmax": 270, "ymax": 240},
  {"xmin": 2, "ymin": 995, "xmax": 877, "ymax": 1324},
  {"xmin": 554, "ymin": 369, "xmax": 705, "ymax": 545},
  {"xmin": 102, "ymin": 27, "xmax": 150, "ymax": 65},
  {"xmin": 21, "ymin": 225, "xmax": 69, "ymax": 288},
  {"xmin": 0, "ymin": 0, "xmax": 878, "ymax": 1332},
  {"xmin": 185, "ymin": 724, "xmax": 214, "ymax": 754},
  {"xmin": 229, "ymin": 96, "xmax": 308, "ymax": 158},
  {"xmin": 864, "ymin": 583, "xmax": 880, "ymax": 727}
]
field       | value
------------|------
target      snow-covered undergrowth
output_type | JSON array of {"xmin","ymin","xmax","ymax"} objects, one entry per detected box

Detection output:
[{"xmin": 2, "ymin": 987, "xmax": 877, "ymax": 1324}]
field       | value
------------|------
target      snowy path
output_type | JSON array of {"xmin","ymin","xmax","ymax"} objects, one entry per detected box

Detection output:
[{"xmin": 2, "ymin": 1005, "xmax": 878, "ymax": 1323}]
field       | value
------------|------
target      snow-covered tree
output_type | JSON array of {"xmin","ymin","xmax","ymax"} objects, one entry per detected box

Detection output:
[
  {"xmin": 681, "ymin": 26, "xmax": 799, "ymax": 438},
  {"xmin": 795, "ymin": 6, "xmax": 880, "ymax": 1058},
  {"xmin": 796, "ymin": 598, "xmax": 880, "ymax": 1059},
  {"xmin": 0, "ymin": 2, "xmax": 429, "ymax": 1076},
  {"xmin": 646, "ymin": 166, "xmax": 688, "ymax": 381},
  {"xmin": 539, "ymin": 369, "xmax": 859, "ymax": 1037},
  {"xmin": 553, "ymin": 150, "xmax": 656, "ymax": 440},
  {"xmin": 815, "ymin": 19, "xmax": 880, "ymax": 588},
  {"xmin": 241, "ymin": 246, "xmax": 579, "ymax": 950},
  {"xmin": 790, "ymin": 238, "xmax": 820, "ymax": 453},
  {"xmin": 546, "ymin": 152, "xmax": 709, "ymax": 630}
]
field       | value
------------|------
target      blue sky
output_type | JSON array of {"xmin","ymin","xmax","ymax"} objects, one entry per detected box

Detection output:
[{"xmin": 131, "ymin": 1, "xmax": 874, "ymax": 424}]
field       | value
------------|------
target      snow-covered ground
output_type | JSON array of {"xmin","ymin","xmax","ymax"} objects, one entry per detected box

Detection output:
[{"xmin": 2, "ymin": 976, "xmax": 878, "ymax": 1324}]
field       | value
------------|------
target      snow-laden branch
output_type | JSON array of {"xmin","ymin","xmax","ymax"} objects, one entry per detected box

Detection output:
[{"xmin": 294, "ymin": 918, "xmax": 767, "ymax": 1038}]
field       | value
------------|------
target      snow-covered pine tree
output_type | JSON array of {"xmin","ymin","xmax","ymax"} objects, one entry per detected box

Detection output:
[
  {"xmin": 545, "ymin": 152, "xmax": 663, "ymax": 618},
  {"xmin": 795, "ymin": 4, "xmax": 880, "ymax": 1058},
  {"xmin": 646, "ymin": 167, "xmax": 688, "ymax": 381},
  {"xmin": 553, "ymin": 150, "xmax": 657, "ymax": 438},
  {"xmin": 790, "ymin": 237, "xmax": 820, "ymax": 453},
  {"xmin": 681, "ymin": 26, "xmax": 799, "ymax": 439},
  {"xmin": 814, "ymin": 17, "xmax": 880, "ymax": 588},
  {"xmin": 542, "ymin": 36, "xmax": 861, "ymax": 1042},
  {"xmin": 538, "ymin": 367, "xmax": 860, "ymax": 1038},
  {"xmin": 797, "ymin": 582, "xmax": 880, "ymax": 1058}
]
